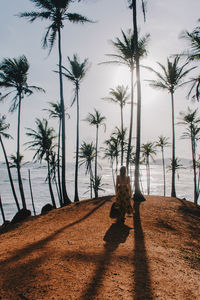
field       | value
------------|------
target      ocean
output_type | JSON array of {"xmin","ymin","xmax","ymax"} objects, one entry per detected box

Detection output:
[{"xmin": 0, "ymin": 161, "xmax": 196, "ymax": 224}]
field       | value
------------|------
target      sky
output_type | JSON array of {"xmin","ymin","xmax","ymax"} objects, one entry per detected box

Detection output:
[{"xmin": 0, "ymin": 0, "xmax": 200, "ymax": 163}]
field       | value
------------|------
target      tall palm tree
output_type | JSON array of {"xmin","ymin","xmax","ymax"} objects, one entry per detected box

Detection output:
[
  {"xmin": 101, "ymin": 28, "xmax": 149, "ymax": 171},
  {"xmin": 62, "ymin": 54, "xmax": 89, "ymax": 202},
  {"xmin": 179, "ymin": 107, "xmax": 200, "ymax": 204},
  {"xmin": 79, "ymin": 141, "xmax": 95, "ymax": 198},
  {"xmin": 127, "ymin": 0, "xmax": 148, "ymax": 201},
  {"xmin": 147, "ymin": 56, "xmax": 195, "ymax": 197},
  {"xmin": 141, "ymin": 142, "xmax": 157, "ymax": 195},
  {"xmin": 44, "ymin": 101, "xmax": 70, "ymax": 206},
  {"xmin": 0, "ymin": 55, "xmax": 44, "ymax": 209},
  {"xmin": 85, "ymin": 109, "xmax": 106, "ymax": 198},
  {"xmin": 19, "ymin": 0, "xmax": 92, "ymax": 205},
  {"xmin": 0, "ymin": 115, "xmax": 20, "ymax": 211},
  {"xmin": 156, "ymin": 135, "xmax": 170, "ymax": 197},
  {"xmin": 103, "ymin": 85, "xmax": 129, "ymax": 165},
  {"xmin": 26, "ymin": 118, "xmax": 57, "ymax": 208}
]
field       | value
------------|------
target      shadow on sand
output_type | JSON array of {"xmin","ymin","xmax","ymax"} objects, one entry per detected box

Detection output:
[
  {"xmin": 133, "ymin": 200, "xmax": 153, "ymax": 299},
  {"xmin": 80, "ymin": 222, "xmax": 132, "ymax": 299}
]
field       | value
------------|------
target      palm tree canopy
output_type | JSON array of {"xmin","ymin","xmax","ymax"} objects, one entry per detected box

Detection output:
[
  {"xmin": 0, "ymin": 114, "xmax": 12, "ymax": 139},
  {"xmin": 44, "ymin": 101, "xmax": 70, "ymax": 119},
  {"xmin": 26, "ymin": 118, "xmax": 56, "ymax": 162},
  {"xmin": 179, "ymin": 107, "xmax": 200, "ymax": 140},
  {"xmin": 147, "ymin": 56, "xmax": 196, "ymax": 94},
  {"xmin": 141, "ymin": 142, "xmax": 157, "ymax": 163},
  {"xmin": 156, "ymin": 135, "xmax": 170, "ymax": 149},
  {"xmin": 85, "ymin": 109, "xmax": 106, "ymax": 129},
  {"xmin": 181, "ymin": 20, "xmax": 200, "ymax": 61},
  {"xmin": 0, "ymin": 55, "xmax": 45, "ymax": 112},
  {"xmin": 18, "ymin": 0, "xmax": 92, "ymax": 53},
  {"xmin": 79, "ymin": 141, "xmax": 95, "ymax": 174},
  {"xmin": 61, "ymin": 54, "xmax": 89, "ymax": 105},
  {"xmin": 101, "ymin": 29, "xmax": 149, "ymax": 70},
  {"xmin": 103, "ymin": 85, "xmax": 130, "ymax": 107}
]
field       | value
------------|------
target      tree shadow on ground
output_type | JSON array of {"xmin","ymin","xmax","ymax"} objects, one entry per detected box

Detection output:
[
  {"xmin": 80, "ymin": 222, "xmax": 132, "ymax": 299},
  {"xmin": 133, "ymin": 200, "xmax": 153, "ymax": 300}
]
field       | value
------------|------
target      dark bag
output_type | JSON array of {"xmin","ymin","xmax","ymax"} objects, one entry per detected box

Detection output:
[{"xmin": 109, "ymin": 202, "xmax": 120, "ymax": 219}]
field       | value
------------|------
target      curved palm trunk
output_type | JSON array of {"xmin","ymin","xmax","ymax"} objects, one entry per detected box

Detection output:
[
  {"xmin": 170, "ymin": 92, "xmax": 176, "ymax": 197},
  {"xmin": 120, "ymin": 103, "xmax": 124, "ymax": 166},
  {"xmin": 74, "ymin": 86, "xmax": 80, "ymax": 202},
  {"xmin": 161, "ymin": 147, "xmax": 166, "ymax": 197},
  {"xmin": 58, "ymin": 27, "xmax": 71, "ymax": 205},
  {"xmin": 47, "ymin": 158, "xmax": 56, "ymax": 208},
  {"xmin": 57, "ymin": 119, "xmax": 63, "ymax": 206},
  {"xmin": 89, "ymin": 163, "xmax": 94, "ymax": 198},
  {"xmin": 126, "ymin": 66, "xmax": 134, "ymax": 172},
  {"xmin": 94, "ymin": 125, "xmax": 99, "ymax": 198},
  {"xmin": 111, "ymin": 158, "xmax": 115, "ymax": 191},
  {"xmin": 0, "ymin": 136, "xmax": 20, "ymax": 211},
  {"xmin": 146, "ymin": 156, "xmax": 150, "ymax": 195},
  {"xmin": 132, "ymin": 0, "xmax": 145, "ymax": 201},
  {"xmin": 28, "ymin": 169, "xmax": 36, "ymax": 216},
  {"xmin": 0, "ymin": 194, "xmax": 6, "ymax": 224},
  {"xmin": 17, "ymin": 94, "xmax": 26, "ymax": 209},
  {"xmin": 191, "ymin": 132, "xmax": 198, "ymax": 204}
]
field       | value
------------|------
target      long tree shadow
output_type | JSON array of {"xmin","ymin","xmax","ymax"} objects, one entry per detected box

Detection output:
[
  {"xmin": 0, "ymin": 198, "xmax": 108, "ymax": 266},
  {"xmin": 133, "ymin": 201, "xmax": 153, "ymax": 299},
  {"xmin": 80, "ymin": 222, "xmax": 132, "ymax": 299}
]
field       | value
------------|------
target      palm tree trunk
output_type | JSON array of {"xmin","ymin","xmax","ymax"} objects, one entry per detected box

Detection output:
[
  {"xmin": 147, "ymin": 157, "xmax": 150, "ymax": 195},
  {"xmin": 58, "ymin": 27, "xmax": 71, "ymax": 205},
  {"xmin": 111, "ymin": 159, "xmax": 115, "ymax": 191},
  {"xmin": 0, "ymin": 194, "xmax": 6, "ymax": 224},
  {"xmin": 94, "ymin": 125, "xmax": 99, "ymax": 198},
  {"xmin": 191, "ymin": 135, "xmax": 198, "ymax": 204},
  {"xmin": 126, "ymin": 66, "xmax": 134, "ymax": 172},
  {"xmin": 57, "ymin": 119, "xmax": 63, "ymax": 206},
  {"xmin": 0, "ymin": 136, "xmax": 20, "ymax": 211},
  {"xmin": 47, "ymin": 158, "xmax": 56, "ymax": 208},
  {"xmin": 28, "ymin": 169, "xmax": 36, "ymax": 216},
  {"xmin": 89, "ymin": 163, "xmax": 93, "ymax": 198},
  {"xmin": 120, "ymin": 102, "xmax": 124, "ymax": 166},
  {"xmin": 161, "ymin": 147, "xmax": 166, "ymax": 197},
  {"xmin": 74, "ymin": 86, "xmax": 80, "ymax": 202},
  {"xmin": 17, "ymin": 94, "xmax": 26, "ymax": 209},
  {"xmin": 171, "ymin": 91, "xmax": 176, "ymax": 197},
  {"xmin": 132, "ymin": 0, "xmax": 144, "ymax": 201}
]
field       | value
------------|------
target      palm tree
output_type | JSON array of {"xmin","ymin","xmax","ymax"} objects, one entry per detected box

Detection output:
[
  {"xmin": 179, "ymin": 107, "xmax": 200, "ymax": 204},
  {"xmin": 85, "ymin": 109, "xmax": 106, "ymax": 198},
  {"xmin": 19, "ymin": 0, "xmax": 92, "ymax": 205},
  {"xmin": 156, "ymin": 135, "xmax": 170, "ymax": 197},
  {"xmin": 0, "ymin": 55, "xmax": 44, "ymax": 209},
  {"xmin": 0, "ymin": 115, "xmax": 20, "ymax": 211},
  {"xmin": 168, "ymin": 158, "xmax": 185, "ymax": 183},
  {"xmin": 147, "ymin": 56, "xmax": 195, "ymax": 197},
  {"xmin": 104, "ymin": 136, "xmax": 120, "ymax": 187},
  {"xmin": 62, "ymin": 54, "xmax": 89, "ymax": 202},
  {"xmin": 44, "ymin": 101, "xmax": 70, "ymax": 206},
  {"xmin": 79, "ymin": 142, "xmax": 95, "ymax": 198},
  {"xmin": 103, "ymin": 143, "xmax": 116, "ymax": 190},
  {"xmin": 181, "ymin": 20, "xmax": 200, "ymax": 100},
  {"xmin": 101, "ymin": 28, "xmax": 149, "ymax": 171},
  {"xmin": 141, "ymin": 142, "xmax": 157, "ymax": 195},
  {"xmin": 26, "ymin": 118, "xmax": 57, "ymax": 208},
  {"xmin": 103, "ymin": 85, "xmax": 129, "ymax": 165}
]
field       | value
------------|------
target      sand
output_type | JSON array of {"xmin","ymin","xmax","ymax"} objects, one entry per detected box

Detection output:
[{"xmin": 0, "ymin": 195, "xmax": 200, "ymax": 300}]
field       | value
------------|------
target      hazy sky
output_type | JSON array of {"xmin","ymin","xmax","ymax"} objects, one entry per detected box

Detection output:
[{"xmin": 1, "ymin": 0, "xmax": 200, "ymax": 163}]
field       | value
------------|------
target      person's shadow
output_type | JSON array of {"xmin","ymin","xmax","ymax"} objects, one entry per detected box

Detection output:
[{"xmin": 80, "ymin": 222, "xmax": 132, "ymax": 299}]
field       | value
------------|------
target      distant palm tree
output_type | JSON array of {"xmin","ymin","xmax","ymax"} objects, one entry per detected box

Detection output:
[
  {"xmin": 103, "ymin": 85, "xmax": 129, "ymax": 165},
  {"xmin": 103, "ymin": 143, "xmax": 116, "ymax": 190},
  {"xmin": 62, "ymin": 54, "xmax": 89, "ymax": 202},
  {"xmin": 19, "ymin": 0, "xmax": 92, "ymax": 205},
  {"xmin": 168, "ymin": 158, "xmax": 185, "ymax": 183},
  {"xmin": 181, "ymin": 20, "xmax": 200, "ymax": 101},
  {"xmin": 104, "ymin": 136, "xmax": 120, "ymax": 186},
  {"xmin": 147, "ymin": 56, "xmax": 195, "ymax": 197},
  {"xmin": 179, "ymin": 107, "xmax": 200, "ymax": 204},
  {"xmin": 156, "ymin": 135, "xmax": 170, "ymax": 197},
  {"xmin": 79, "ymin": 142, "xmax": 95, "ymax": 198},
  {"xmin": 101, "ymin": 28, "xmax": 149, "ymax": 171},
  {"xmin": 0, "ymin": 55, "xmax": 44, "ymax": 209},
  {"xmin": 0, "ymin": 115, "xmax": 20, "ymax": 211},
  {"xmin": 44, "ymin": 101, "xmax": 70, "ymax": 206},
  {"xmin": 85, "ymin": 109, "xmax": 106, "ymax": 198},
  {"xmin": 26, "ymin": 118, "xmax": 57, "ymax": 208},
  {"xmin": 141, "ymin": 142, "xmax": 157, "ymax": 195}
]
